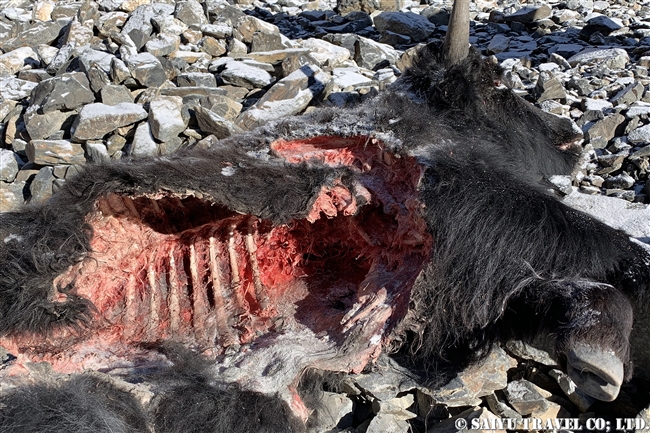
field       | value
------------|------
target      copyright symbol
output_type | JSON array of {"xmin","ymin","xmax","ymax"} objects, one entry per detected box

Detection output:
[{"xmin": 455, "ymin": 418, "xmax": 468, "ymax": 430}]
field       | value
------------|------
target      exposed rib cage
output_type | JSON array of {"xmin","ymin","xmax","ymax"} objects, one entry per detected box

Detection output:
[
  {"xmin": 72, "ymin": 194, "xmax": 282, "ymax": 350},
  {"xmin": 16, "ymin": 136, "xmax": 432, "ymax": 375}
]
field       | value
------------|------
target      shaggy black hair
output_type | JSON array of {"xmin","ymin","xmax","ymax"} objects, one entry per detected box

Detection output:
[
  {"xmin": 150, "ymin": 347, "xmax": 305, "ymax": 433},
  {"xmin": 0, "ymin": 375, "xmax": 149, "ymax": 433}
]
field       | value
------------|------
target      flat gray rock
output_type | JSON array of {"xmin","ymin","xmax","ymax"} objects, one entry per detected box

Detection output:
[
  {"xmin": 177, "ymin": 72, "xmax": 217, "ymax": 88},
  {"xmin": 625, "ymin": 102, "xmax": 650, "ymax": 119},
  {"xmin": 430, "ymin": 345, "xmax": 517, "ymax": 407},
  {"xmin": 504, "ymin": 4, "xmax": 552, "ymax": 23},
  {"xmin": 584, "ymin": 113, "xmax": 625, "ymax": 147},
  {"xmin": 30, "ymin": 72, "xmax": 95, "ymax": 113},
  {"xmin": 0, "ymin": 180, "xmax": 26, "ymax": 212},
  {"xmin": 100, "ymin": 85, "xmax": 134, "ymax": 105},
  {"xmin": 24, "ymin": 109, "xmax": 76, "ymax": 141},
  {"xmin": 29, "ymin": 166, "xmax": 55, "ymax": 203},
  {"xmin": 354, "ymin": 36, "xmax": 400, "ymax": 70},
  {"xmin": 373, "ymin": 11, "xmax": 435, "ymax": 43},
  {"xmin": 220, "ymin": 60, "xmax": 274, "ymax": 90},
  {"xmin": 611, "ymin": 82, "xmax": 644, "ymax": 106},
  {"xmin": 79, "ymin": 48, "xmax": 116, "ymax": 75},
  {"xmin": 2, "ymin": 21, "xmax": 64, "ymax": 52},
  {"xmin": 174, "ymin": 0, "xmax": 207, "ymax": 25},
  {"xmin": 85, "ymin": 141, "xmax": 111, "ymax": 163},
  {"xmin": 125, "ymin": 52, "xmax": 167, "ymax": 88},
  {"xmin": 145, "ymin": 34, "xmax": 180, "ymax": 57},
  {"xmin": 567, "ymin": 48, "xmax": 629, "ymax": 69},
  {"xmin": 535, "ymin": 71, "xmax": 566, "ymax": 102},
  {"xmin": 332, "ymin": 67, "xmax": 372, "ymax": 88},
  {"xmin": 487, "ymin": 34, "xmax": 510, "ymax": 54},
  {"xmin": 26, "ymin": 140, "xmax": 87, "ymax": 165},
  {"xmin": 564, "ymin": 190, "xmax": 650, "ymax": 239},
  {"xmin": 0, "ymin": 47, "xmax": 40, "ymax": 76},
  {"xmin": 0, "ymin": 77, "xmax": 37, "ymax": 100},
  {"xmin": 195, "ymin": 107, "xmax": 243, "ymax": 138},
  {"xmin": 504, "ymin": 380, "xmax": 548, "ymax": 416},
  {"xmin": 299, "ymin": 38, "xmax": 350, "ymax": 67},
  {"xmin": 200, "ymin": 95, "xmax": 242, "ymax": 121},
  {"xmin": 200, "ymin": 23, "xmax": 232, "ymax": 39},
  {"xmin": 148, "ymin": 96, "xmax": 187, "ymax": 143},
  {"xmin": 236, "ymin": 64, "xmax": 329, "ymax": 130},
  {"xmin": 0, "ymin": 149, "xmax": 19, "ymax": 182},
  {"xmin": 627, "ymin": 123, "xmax": 650, "ymax": 145},
  {"xmin": 71, "ymin": 102, "xmax": 147, "ymax": 140},
  {"xmin": 131, "ymin": 121, "xmax": 159, "ymax": 157}
]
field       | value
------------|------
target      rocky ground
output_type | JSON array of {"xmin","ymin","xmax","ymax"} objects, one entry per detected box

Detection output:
[{"xmin": 1, "ymin": 0, "xmax": 650, "ymax": 431}]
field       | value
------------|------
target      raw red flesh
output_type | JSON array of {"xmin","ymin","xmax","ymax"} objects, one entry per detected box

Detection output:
[{"xmin": 0, "ymin": 136, "xmax": 432, "ymax": 380}]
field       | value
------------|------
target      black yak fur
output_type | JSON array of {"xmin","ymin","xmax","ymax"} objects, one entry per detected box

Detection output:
[
  {"xmin": 0, "ymin": 374, "xmax": 149, "ymax": 433},
  {"xmin": 0, "ymin": 348, "xmax": 303, "ymax": 433},
  {"xmin": 0, "ymin": 43, "xmax": 649, "ymax": 431}
]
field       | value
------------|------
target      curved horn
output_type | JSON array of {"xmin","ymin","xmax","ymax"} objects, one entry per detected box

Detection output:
[{"xmin": 442, "ymin": 0, "xmax": 470, "ymax": 65}]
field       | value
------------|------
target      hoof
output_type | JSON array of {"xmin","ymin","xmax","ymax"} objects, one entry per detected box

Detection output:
[{"xmin": 566, "ymin": 344, "xmax": 624, "ymax": 402}]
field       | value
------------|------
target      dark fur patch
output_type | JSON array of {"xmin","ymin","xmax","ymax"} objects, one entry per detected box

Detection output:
[{"xmin": 0, "ymin": 375, "xmax": 149, "ymax": 433}]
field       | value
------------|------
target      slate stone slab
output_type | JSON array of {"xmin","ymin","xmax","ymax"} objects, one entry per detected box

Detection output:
[
  {"xmin": 149, "ymin": 96, "xmax": 187, "ymax": 143},
  {"xmin": 30, "ymin": 72, "xmax": 95, "ymax": 113},
  {"xmin": 0, "ymin": 47, "xmax": 40, "ymax": 76},
  {"xmin": 0, "ymin": 149, "xmax": 19, "ymax": 182},
  {"xmin": 373, "ymin": 11, "xmax": 435, "ymax": 43},
  {"xmin": 26, "ymin": 140, "xmax": 86, "ymax": 165},
  {"xmin": 71, "ymin": 102, "xmax": 147, "ymax": 140},
  {"xmin": 125, "ymin": 52, "xmax": 167, "ymax": 87}
]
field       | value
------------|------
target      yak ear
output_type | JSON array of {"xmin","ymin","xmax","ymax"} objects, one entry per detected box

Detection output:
[{"xmin": 442, "ymin": 0, "xmax": 470, "ymax": 66}]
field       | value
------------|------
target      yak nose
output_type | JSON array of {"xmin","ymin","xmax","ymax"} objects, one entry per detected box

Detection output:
[{"xmin": 566, "ymin": 343, "xmax": 624, "ymax": 402}]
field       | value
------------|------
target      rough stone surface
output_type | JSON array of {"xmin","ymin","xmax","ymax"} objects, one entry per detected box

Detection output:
[
  {"xmin": 125, "ymin": 53, "xmax": 167, "ymax": 87},
  {"xmin": 373, "ymin": 12, "xmax": 435, "ymax": 43},
  {"xmin": 431, "ymin": 345, "xmax": 517, "ymax": 407},
  {"xmin": 0, "ymin": 77, "xmax": 38, "ymax": 101},
  {"xmin": 628, "ymin": 123, "xmax": 650, "ymax": 145},
  {"xmin": 149, "ymin": 96, "xmax": 186, "ymax": 143},
  {"xmin": 174, "ymin": 0, "xmax": 207, "ymax": 25},
  {"xmin": 177, "ymin": 72, "xmax": 217, "ymax": 88},
  {"xmin": 236, "ymin": 64, "xmax": 328, "ymax": 130},
  {"xmin": 504, "ymin": 4, "xmax": 552, "ymax": 23},
  {"xmin": 354, "ymin": 36, "xmax": 400, "ymax": 70},
  {"xmin": 131, "ymin": 121, "xmax": 159, "ymax": 156},
  {"xmin": 504, "ymin": 380, "xmax": 548, "ymax": 416},
  {"xmin": 29, "ymin": 166, "xmax": 55, "ymax": 203},
  {"xmin": 24, "ymin": 110, "xmax": 75, "ymax": 141},
  {"xmin": 85, "ymin": 141, "xmax": 111, "ymax": 163},
  {"xmin": 548, "ymin": 369, "xmax": 595, "ymax": 412},
  {"xmin": 300, "ymin": 38, "xmax": 350, "ymax": 67},
  {"xmin": 71, "ymin": 102, "xmax": 148, "ymax": 140},
  {"xmin": 611, "ymin": 82, "xmax": 644, "ymax": 106},
  {"xmin": 30, "ymin": 73, "xmax": 95, "ymax": 113},
  {"xmin": 219, "ymin": 60, "xmax": 274, "ymax": 90},
  {"xmin": 0, "ymin": 149, "xmax": 19, "ymax": 182},
  {"xmin": 101, "ymin": 85, "xmax": 134, "ymax": 105},
  {"xmin": 200, "ymin": 95, "xmax": 242, "ymax": 121},
  {"xmin": 0, "ymin": 47, "xmax": 40, "ymax": 76},
  {"xmin": 567, "ymin": 48, "xmax": 629, "ymax": 69},
  {"xmin": 26, "ymin": 140, "xmax": 86, "ymax": 165},
  {"xmin": 535, "ymin": 71, "xmax": 566, "ymax": 102},
  {"xmin": 3, "ymin": 21, "xmax": 64, "ymax": 53},
  {"xmin": 585, "ymin": 113, "xmax": 625, "ymax": 146},
  {"xmin": 307, "ymin": 392, "xmax": 353, "ymax": 431}
]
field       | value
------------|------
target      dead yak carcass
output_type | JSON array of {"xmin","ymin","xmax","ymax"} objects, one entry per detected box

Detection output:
[{"xmin": 1, "ymin": 0, "xmax": 649, "ymax": 431}]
